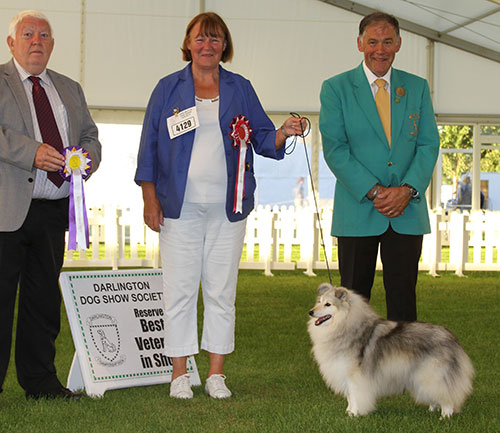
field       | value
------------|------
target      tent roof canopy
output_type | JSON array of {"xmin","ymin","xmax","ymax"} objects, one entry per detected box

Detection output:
[{"xmin": 320, "ymin": 0, "xmax": 500, "ymax": 63}]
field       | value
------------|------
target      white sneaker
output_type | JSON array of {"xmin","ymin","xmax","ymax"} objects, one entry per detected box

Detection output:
[
  {"xmin": 170, "ymin": 374, "xmax": 193, "ymax": 399},
  {"xmin": 205, "ymin": 374, "xmax": 232, "ymax": 399}
]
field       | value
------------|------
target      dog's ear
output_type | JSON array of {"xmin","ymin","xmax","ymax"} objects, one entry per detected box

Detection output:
[
  {"xmin": 334, "ymin": 287, "xmax": 349, "ymax": 302},
  {"xmin": 318, "ymin": 283, "xmax": 332, "ymax": 295}
]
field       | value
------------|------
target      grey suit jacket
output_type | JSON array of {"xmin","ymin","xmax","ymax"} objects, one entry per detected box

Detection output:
[{"xmin": 0, "ymin": 59, "xmax": 101, "ymax": 231}]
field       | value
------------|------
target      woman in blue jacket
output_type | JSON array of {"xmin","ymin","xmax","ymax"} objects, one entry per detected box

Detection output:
[{"xmin": 135, "ymin": 12, "xmax": 303, "ymax": 399}]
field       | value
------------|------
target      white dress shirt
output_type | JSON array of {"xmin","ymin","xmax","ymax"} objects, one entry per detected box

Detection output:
[
  {"xmin": 13, "ymin": 58, "xmax": 70, "ymax": 199},
  {"xmin": 363, "ymin": 61, "xmax": 392, "ymax": 100}
]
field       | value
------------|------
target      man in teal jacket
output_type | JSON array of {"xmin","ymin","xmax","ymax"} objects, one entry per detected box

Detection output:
[{"xmin": 319, "ymin": 12, "xmax": 439, "ymax": 321}]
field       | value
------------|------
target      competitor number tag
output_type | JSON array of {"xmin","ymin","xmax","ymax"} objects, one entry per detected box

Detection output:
[{"xmin": 166, "ymin": 106, "xmax": 199, "ymax": 139}]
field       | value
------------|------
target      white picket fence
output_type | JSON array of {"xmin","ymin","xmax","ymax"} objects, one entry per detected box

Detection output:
[{"xmin": 63, "ymin": 205, "xmax": 500, "ymax": 275}]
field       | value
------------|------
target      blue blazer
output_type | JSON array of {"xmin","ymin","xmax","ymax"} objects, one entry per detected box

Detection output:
[
  {"xmin": 319, "ymin": 63, "xmax": 440, "ymax": 236},
  {"xmin": 135, "ymin": 63, "xmax": 284, "ymax": 222}
]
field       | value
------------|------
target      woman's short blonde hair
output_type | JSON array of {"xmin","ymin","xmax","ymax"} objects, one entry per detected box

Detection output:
[{"xmin": 181, "ymin": 12, "xmax": 233, "ymax": 63}]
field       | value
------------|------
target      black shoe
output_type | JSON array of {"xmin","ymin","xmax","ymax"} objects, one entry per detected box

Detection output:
[{"xmin": 26, "ymin": 387, "xmax": 84, "ymax": 401}]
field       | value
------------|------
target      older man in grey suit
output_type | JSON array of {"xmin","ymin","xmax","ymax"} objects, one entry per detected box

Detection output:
[{"xmin": 0, "ymin": 10, "xmax": 101, "ymax": 400}]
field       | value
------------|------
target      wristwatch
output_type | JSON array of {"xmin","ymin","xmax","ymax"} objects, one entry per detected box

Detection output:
[
  {"xmin": 367, "ymin": 185, "xmax": 380, "ymax": 201},
  {"xmin": 402, "ymin": 183, "xmax": 419, "ymax": 199}
]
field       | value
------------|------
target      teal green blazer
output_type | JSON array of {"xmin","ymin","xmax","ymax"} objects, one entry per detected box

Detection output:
[{"xmin": 319, "ymin": 63, "xmax": 440, "ymax": 236}]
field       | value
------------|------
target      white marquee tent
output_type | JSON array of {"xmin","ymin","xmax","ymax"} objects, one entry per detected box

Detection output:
[
  {"xmin": 1, "ymin": 0, "xmax": 499, "ymax": 210},
  {"xmin": 2, "ymin": 0, "xmax": 499, "ymax": 272},
  {"xmin": 1, "ymin": 0, "xmax": 499, "ymax": 116}
]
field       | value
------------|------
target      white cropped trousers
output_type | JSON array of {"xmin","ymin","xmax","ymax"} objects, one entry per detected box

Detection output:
[{"xmin": 159, "ymin": 202, "xmax": 246, "ymax": 357}]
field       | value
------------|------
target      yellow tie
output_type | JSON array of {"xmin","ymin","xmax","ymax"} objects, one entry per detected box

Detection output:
[{"xmin": 375, "ymin": 79, "xmax": 391, "ymax": 147}]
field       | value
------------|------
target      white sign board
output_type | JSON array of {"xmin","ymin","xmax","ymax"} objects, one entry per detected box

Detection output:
[{"xmin": 60, "ymin": 269, "xmax": 200, "ymax": 397}]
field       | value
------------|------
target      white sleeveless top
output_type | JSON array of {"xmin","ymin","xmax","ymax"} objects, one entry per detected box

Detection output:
[{"xmin": 184, "ymin": 96, "xmax": 227, "ymax": 203}]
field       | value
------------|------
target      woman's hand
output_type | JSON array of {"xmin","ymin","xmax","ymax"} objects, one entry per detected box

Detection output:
[
  {"xmin": 275, "ymin": 116, "xmax": 308, "ymax": 149},
  {"xmin": 141, "ymin": 181, "xmax": 164, "ymax": 232}
]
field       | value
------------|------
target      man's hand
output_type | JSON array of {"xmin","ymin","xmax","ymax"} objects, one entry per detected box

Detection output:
[
  {"xmin": 373, "ymin": 186, "xmax": 411, "ymax": 218},
  {"xmin": 33, "ymin": 143, "xmax": 65, "ymax": 171}
]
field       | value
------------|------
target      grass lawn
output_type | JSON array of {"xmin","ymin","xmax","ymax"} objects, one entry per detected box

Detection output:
[{"xmin": 0, "ymin": 270, "xmax": 499, "ymax": 433}]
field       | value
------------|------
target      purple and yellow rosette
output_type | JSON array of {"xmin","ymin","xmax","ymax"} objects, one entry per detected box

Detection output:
[
  {"xmin": 59, "ymin": 146, "xmax": 92, "ymax": 251},
  {"xmin": 229, "ymin": 115, "xmax": 252, "ymax": 214}
]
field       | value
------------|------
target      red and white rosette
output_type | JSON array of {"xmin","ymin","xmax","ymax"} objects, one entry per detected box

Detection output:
[{"xmin": 229, "ymin": 115, "xmax": 252, "ymax": 213}]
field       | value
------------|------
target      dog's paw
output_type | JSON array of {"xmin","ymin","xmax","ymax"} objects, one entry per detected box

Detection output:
[
  {"xmin": 346, "ymin": 409, "xmax": 360, "ymax": 417},
  {"xmin": 428, "ymin": 405, "xmax": 437, "ymax": 412},
  {"xmin": 439, "ymin": 406, "xmax": 454, "ymax": 420}
]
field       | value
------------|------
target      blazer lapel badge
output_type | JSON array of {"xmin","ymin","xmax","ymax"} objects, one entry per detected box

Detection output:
[
  {"xmin": 394, "ymin": 86, "xmax": 405, "ymax": 104},
  {"xmin": 409, "ymin": 113, "xmax": 420, "ymax": 137}
]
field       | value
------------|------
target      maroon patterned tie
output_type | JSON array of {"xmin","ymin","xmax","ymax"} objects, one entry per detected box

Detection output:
[{"xmin": 29, "ymin": 76, "xmax": 64, "ymax": 187}]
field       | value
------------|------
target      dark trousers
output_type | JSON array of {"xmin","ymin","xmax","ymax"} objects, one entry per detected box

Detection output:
[
  {"xmin": 0, "ymin": 198, "xmax": 68, "ymax": 394},
  {"xmin": 337, "ymin": 225, "xmax": 423, "ymax": 322}
]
